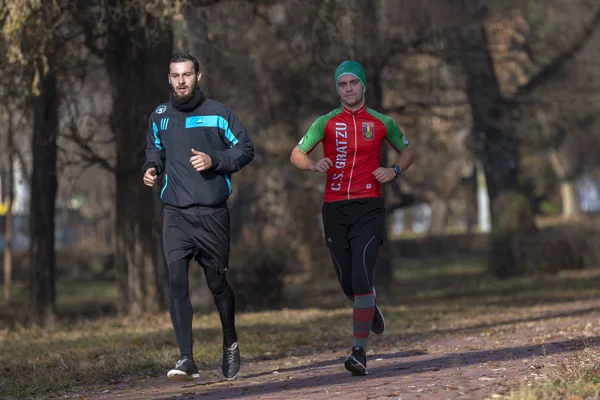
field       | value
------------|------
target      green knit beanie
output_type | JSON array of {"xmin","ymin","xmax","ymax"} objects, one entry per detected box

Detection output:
[{"xmin": 334, "ymin": 60, "xmax": 367, "ymax": 95}]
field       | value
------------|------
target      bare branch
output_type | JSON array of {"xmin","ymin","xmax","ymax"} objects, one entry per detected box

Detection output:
[
  {"xmin": 516, "ymin": 6, "xmax": 600, "ymax": 98},
  {"xmin": 60, "ymin": 99, "xmax": 115, "ymax": 174}
]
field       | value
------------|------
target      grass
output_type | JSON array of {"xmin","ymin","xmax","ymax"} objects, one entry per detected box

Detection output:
[
  {"xmin": 0, "ymin": 306, "xmax": 354, "ymax": 399},
  {"xmin": 509, "ymin": 347, "xmax": 600, "ymax": 399},
  {"xmin": 393, "ymin": 254, "xmax": 600, "ymax": 308},
  {"xmin": 0, "ymin": 280, "xmax": 116, "ymax": 328},
  {"xmin": 387, "ymin": 212, "xmax": 600, "ymax": 240},
  {"xmin": 3, "ymin": 254, "xmax": 600, "ymax": 399}
]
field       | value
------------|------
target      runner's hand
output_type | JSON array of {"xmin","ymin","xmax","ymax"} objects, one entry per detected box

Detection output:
[
  {"xmin": 143, "ymin": 168, "xmax": 157, "ymax": 187},
  {"xmin": 190, "ymin": 148, "xmax": 213, "ymax": 171},
  {"xmin": 373, "ymin": 167, "xmax": 395, "ymax": 183},
  {"xmin": 310, "ymin": 158, "xmax": 333, "ymax": 173}
]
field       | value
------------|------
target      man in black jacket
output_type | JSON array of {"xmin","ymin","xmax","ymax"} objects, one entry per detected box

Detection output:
[{"xmin": 143, "ymin": 53, "xmax": 254, "ymax": 381}]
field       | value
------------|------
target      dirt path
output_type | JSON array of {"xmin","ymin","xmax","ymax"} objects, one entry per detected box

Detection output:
[{"xmin": 71, "ymin": 298, "xmax": 600, "ymax": 400}]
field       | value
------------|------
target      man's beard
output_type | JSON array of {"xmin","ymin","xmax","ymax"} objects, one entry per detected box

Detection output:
[
  {"xmin": 342, "ymin": 94, "xmax": 363, "ymax": 108},
  {"xmin": 173, "ymin": 84, "xmax": 196, "ymax": 103}
]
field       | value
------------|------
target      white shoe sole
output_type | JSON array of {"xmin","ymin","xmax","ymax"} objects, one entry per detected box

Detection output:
[
  {"xmin": 167, "ymin": 370, "xmax": 200, "ymax": 381},
  {"xmin": 225, "ymin": 371, "xmax": 239, "ymax": 381}
]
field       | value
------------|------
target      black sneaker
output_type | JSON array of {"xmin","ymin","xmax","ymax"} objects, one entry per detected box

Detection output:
[
  {"xmin": 371, "ymin": 304, "xmax": 385, "ymax": 335},
  {"xmin": 222, "ymin": 342, "xmax": 240, "ymax": 380},
  {"xmin": 344, "ymin": 346, "xmax": 368, "ymax": 376},
  {"xmin": 167, "ymin": 358, "xmax": 200, "ymax": 381}
]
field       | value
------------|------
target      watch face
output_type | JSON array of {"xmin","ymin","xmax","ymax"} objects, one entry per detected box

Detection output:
[{"xmin": 393, "ymin": 165, "xmax": 402, "ymax": 174}]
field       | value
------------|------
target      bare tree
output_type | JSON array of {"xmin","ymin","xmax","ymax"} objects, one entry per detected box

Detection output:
[
  {"xmin": 76, "ymin": 0, "xmax": 177, "ymax": 315},
  {"xmin": 451, "ymin": 0, "xmax": 600, "ymax": 274},
  {"xmin": 0, "ymin": 108, "xmax": 17, "ymax": 302},
  {"xmin": 1, "ymin": 0, "xmax": 69, "ymax": 325},
  {"xmin": 0, "ymin": 43, "xmax": 18, "ymax": 302}
]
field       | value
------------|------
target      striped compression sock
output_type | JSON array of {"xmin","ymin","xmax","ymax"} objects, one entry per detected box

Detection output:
[{"xmin": 352, "ymin": 292, "xmax": 376, "ymax": 350}]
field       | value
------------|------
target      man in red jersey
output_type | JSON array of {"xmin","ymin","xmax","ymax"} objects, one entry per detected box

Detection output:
[{"xmin": 290, "ymin": 60, "xmax": 415, "ymax": 376}]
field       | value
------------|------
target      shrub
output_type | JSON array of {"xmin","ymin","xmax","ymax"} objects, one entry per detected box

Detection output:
[{"xmin": 489, "ymin": 224, "xmax": 600, "ymax": 277}]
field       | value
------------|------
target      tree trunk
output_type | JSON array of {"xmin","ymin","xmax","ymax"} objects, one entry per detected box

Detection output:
[
  {"xmin": 475, "ymin": 160, "xmax": 491, "ymax": 233},
  {"xmin": 465, "ymin": 168, "xmax": 478, "ymax": 234},
  {"xmin": 559, "ymin": 181, "xmax": 580, "ymax": 219},
  {"xmin": 173, "ymin": 3, "xmax": 210, "ymax": 72},
  {"xmin": 27, "ymin": 50, "xmax": 59, "ymax": 326},
  {"xmin": 459, "ymin": 24, "xmax": 535, "ymax": 225},
  {"xmin": 3, "ymin": 114, "xmax": 14, "ymax": 302},
  {"xmin": 459, "ymin": 25, "xmax": 519, "ymax": 204},
  {"xmin": 106, "ymin": 8, "xmax": 172, "ymax": 316},
  {"xmin": 400, "ymin": 207, "xmax": 412, "ymax": 233},
  {"xmin": 428, "ymin": 197, "xmax": 449, "ymax": 235},
  {"xmin": 548, "ymin": 148, "xmax": 581, "ymax": 220},
  {"xmin": 459, "ymin": 23, "xmax": 537, "ymax": 277}
]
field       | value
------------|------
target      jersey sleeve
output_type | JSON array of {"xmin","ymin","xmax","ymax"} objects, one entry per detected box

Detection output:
[
  {"xmin": 297, "ymin": 116, "xmax": 326, "ymax": 154},
  {"xmin": 383, "ymin": 116, "xmax": 411, "ymax": 153}
]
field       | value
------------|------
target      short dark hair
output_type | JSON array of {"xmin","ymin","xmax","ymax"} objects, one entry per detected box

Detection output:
[{"xmin": 169, "ymin": 53, "xmax": 200, "ymax": 74}]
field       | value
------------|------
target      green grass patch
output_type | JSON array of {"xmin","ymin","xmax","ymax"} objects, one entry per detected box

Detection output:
[
  {"xmin": 394, "ymin": 254, "xmax": 485, "ymax": 281},
  {"xmin": 392, "ymin": 254, "xmax": 600, "ymax": 309},
  {"xmin": 57, "ymin": 280, "xmax": 116, "ymax": 302},
  {"xmin": 1, "ymin": 280, "xmax": 116, "ymax": 328}
]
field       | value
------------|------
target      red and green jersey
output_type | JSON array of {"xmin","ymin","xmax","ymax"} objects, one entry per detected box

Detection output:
[{"xmin": 297, "ymin": 104, "xmax": 410, "ymax": 203}]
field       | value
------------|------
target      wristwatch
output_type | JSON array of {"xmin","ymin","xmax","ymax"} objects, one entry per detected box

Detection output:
[{"xmin": 392, "ymin": 164, "xmax": 402, "ymax": 178}]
